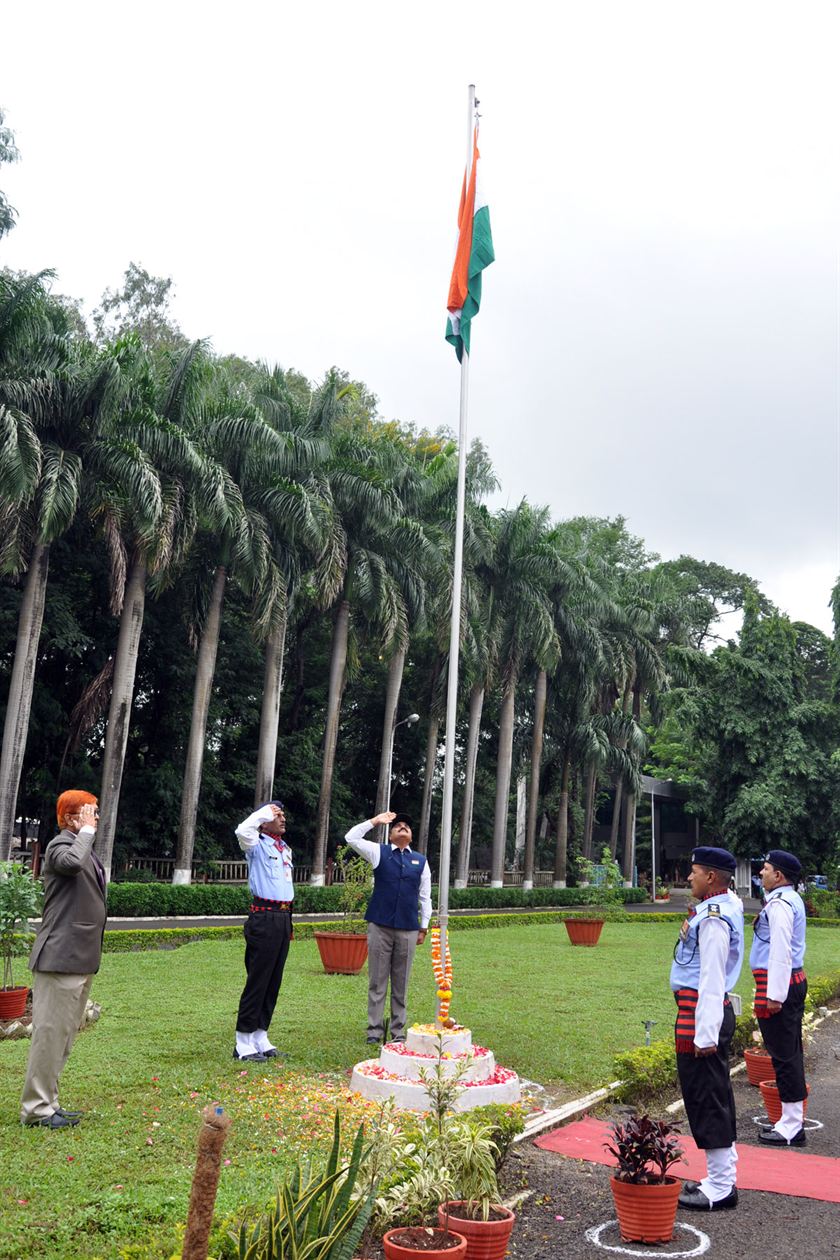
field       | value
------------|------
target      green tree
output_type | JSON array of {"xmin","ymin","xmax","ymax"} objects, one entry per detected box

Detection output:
[{"xmin": 0, "ymin": 107, "xmax": 20, "ymax": 239}]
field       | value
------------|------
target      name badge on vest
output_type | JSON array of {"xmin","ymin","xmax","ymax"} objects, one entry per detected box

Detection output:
[{"xmin": 411, "ymin": 859, "xmax": 420, "ymax": 865}]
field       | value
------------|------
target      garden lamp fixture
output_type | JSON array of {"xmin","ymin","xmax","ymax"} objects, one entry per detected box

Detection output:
[{"xmin": 385, "ymin": 713, "xmax": 421, "ymax": 815}]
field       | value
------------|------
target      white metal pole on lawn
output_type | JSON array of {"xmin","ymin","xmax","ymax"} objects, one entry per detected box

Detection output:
[{"xmin": 436, "ymin": 83, "xmax": 476, "ymax": 1027}]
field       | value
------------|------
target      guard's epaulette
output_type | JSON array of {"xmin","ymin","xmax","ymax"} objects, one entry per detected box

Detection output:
[{"xmin": 707, "ymin": 903, "xmax": 721, "ymax": 917}]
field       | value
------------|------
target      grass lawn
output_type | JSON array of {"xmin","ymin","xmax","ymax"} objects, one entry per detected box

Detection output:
[{"xmin": 0, "ymin": 921, "xmax": 837, "ymax": 1259}]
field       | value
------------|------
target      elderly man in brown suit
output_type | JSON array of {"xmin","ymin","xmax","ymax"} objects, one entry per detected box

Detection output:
[{"xmin": 20, "ymin": 790, "xmax": 107, "ymax": 1128}]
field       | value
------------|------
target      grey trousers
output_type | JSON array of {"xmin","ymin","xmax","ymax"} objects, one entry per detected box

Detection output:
[
  {"xmin": 20, "ymin": 971, "xmax": 93, "ymax": 1122},
  {"xmin": 367, "ymin": 922, "xmax": 418, "ymax": 1041}
]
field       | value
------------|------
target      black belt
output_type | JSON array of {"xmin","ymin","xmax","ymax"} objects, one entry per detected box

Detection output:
[{"xmin": 250, "ymin": 897, "xmax": 292, "ymax": 912}]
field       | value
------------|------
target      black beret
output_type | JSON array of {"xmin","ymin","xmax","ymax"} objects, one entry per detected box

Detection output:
[
  {"xmin": 390, "ymin": 813, "xmax": 413, "ymax": 830},
  {"xmin": 766, "ymin": 849, "xmax": 801, "ymax": 879},
  {"xmin": 692, "ymin": 846, "xmax": 737, "ymax": 874}
]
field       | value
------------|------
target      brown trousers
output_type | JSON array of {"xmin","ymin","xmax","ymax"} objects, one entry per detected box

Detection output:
[{"xmin": 20, "ymin": 971, "xmax": 93, "ymax": 1122}]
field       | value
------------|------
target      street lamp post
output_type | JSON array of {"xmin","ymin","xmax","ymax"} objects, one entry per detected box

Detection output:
[{"xmin": 385, "ymin": 712, "xmax": 420, "ymax": 818}]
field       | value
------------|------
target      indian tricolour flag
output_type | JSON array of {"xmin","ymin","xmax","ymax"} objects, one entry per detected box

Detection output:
[{"xmin": 445, "ymin": 127, "xmax": 494, "ymax": 362}]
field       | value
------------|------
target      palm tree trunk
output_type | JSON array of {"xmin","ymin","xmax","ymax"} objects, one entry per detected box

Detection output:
[
  {"xmin": 97, "ymin": 556, "xmax": 147, "ymax": 880},
  {"xmin": 417, "ymin": 715, "xmax": 440, "ymax": 856},
  {"xmin": 490, "ymin": 674, "xmax": 517, "ymax": 887},
  {"xmin": 455, "ymin": 683, "xmax": 484, "ymax": 887},
  {"xmin": 622, "ymin": 791, "xmax": 638, "ymax": 884},
  {"xmin": 553, "ymin": 755, "xmax": 571, "ymax": 887},
  {"xmin": 311, "ymin": 599, "xmax": 350, "ymax": 885},
  {"xmin": 254, "ymin": 611, "xmax": 287, "ymax": 807},
  {"xmin": 608, "ymin": 778, "xmax": 625, "ymax": 859},
  {"xmin": 523, "ymin": 668, "xmax": 547, "ymax": 890},
  {"xmin": 0, "ymin": 543, "xmax": 50, "ymax": 860},
  {"xmin": 373, "ymin": 647, "xmax": 406, "ymax": 841},
  {"xmin": 582, "ymin": 761, "xmax": 597, "ymax": 860},
  {"xmin": 173, "ymin": 565, "xmax": 227, "ymax": 884}
]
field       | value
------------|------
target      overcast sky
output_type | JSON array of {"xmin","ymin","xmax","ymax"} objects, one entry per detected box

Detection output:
[{"xmin": 2, "ymin": 1, "xmax": 838, "ymax": 632}]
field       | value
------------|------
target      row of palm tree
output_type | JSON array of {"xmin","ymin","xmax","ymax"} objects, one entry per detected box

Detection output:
[{"xmin": 0, "ymin": 270, "xmax": 734, "ymax": 884}]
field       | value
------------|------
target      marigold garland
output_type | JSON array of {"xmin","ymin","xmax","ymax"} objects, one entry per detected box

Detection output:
[{"xmin": 430, "ymin": 927, "xmax": 453, "ymax": 1024}]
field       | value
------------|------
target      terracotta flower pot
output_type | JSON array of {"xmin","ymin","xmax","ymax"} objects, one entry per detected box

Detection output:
[
  {"xmin": 743, "ymin": 1047, "xmax": 775, "ymax": 1086},
  {"xmin": 563, "ymin": 918, "xmax": 605, "ymax": 946},
  {"xmin": 313, "ymin": 930, "xmax": 368, "ymax": 975},
  {"xmin": 437, "ymin": 1203, "xmax": 515, "ymax": 1260},
  {"xmin": 759, "ymin": 1080, "xmax": 809, "ymax": 1125},
  {"xmin": 383, "ymin": 1226, "xmax": 468, "ymax": 1259},
  {"xmin": 609, "ymin": 1176, "xmax": 682, "ymax": 1244},
  {"xmin": 0, "ymin": 986, "xmax": 29, "ymax": 1020}
]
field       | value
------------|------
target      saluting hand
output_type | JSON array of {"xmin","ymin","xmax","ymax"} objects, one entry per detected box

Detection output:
[
  {"xmin": 78, "ymin": 803, "xmax": 99, "ymax": 832},
  {"xmin": 370, "ymin": 811, "xmax": 396, "ymax": 827}
]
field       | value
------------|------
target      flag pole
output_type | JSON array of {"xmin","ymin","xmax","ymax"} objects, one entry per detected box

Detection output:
[{"xmin": 436, "ymin": 83, "xmax": 476, "ymax": 1027}]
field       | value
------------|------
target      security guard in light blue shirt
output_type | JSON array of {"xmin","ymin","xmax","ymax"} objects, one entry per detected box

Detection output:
[{"xmin": 233, "ymin": 802, "xmax": 294, "ymax": 1062}]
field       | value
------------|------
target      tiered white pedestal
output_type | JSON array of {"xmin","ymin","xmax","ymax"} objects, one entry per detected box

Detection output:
[{"xmin": 350, "ymin": 1024, "xmax": 521, "ymax": 1111}]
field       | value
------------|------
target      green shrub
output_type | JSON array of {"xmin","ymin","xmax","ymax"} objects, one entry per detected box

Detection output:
[
  {"xmin": 805, "ymin": 969, "xmax": 840, "ymax": 1009},
  {"xmin": 807, "ymin": 890, "xmax": 840, "ymax": 918},
  {"xmin": 613, "ymin": 1040, "xmax": 677, "ymax": 1102},
  {"xmin": 104, "ymin": 880, "xmax": 645, "ymax": 918},
  {"xmin": 468, "ymin": 1103, "xmax": 526, "ymax": 1169},
  {"xmin": 235, "ymin": 1112, "xmax": 376, "ymax": 1260}
]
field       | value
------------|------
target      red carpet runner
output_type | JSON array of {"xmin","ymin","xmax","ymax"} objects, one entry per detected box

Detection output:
[{"xmin": 535, "ymin": 1117, "xmax": 840, "ymax": 1203}]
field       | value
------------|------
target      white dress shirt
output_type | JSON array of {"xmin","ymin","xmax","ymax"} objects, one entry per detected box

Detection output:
[
  {"xmin": 344, "ymin": 821, "xmax": 433, "ymax": 928},
  {"xmin": 694, "ymin": 916, "xmax": 730, "ymax": 1049},
  {"xmin": 766, "ymin": 896, "xmax": 794, "ymax": 1004}
]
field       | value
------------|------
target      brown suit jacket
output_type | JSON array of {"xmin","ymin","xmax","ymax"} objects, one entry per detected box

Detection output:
[{"xmin": 29, "ymin": 828, "xmax": 108, "ymax": 975}]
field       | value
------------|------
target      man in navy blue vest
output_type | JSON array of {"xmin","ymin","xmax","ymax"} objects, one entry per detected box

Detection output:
[{"xmin": 345, "ymin": 810, "xmax": 432, "ymax": 1044}]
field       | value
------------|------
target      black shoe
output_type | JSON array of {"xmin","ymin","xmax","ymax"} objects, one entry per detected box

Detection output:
[
  {"xmin": 55, "ymin": 1106, "xmax": 84, "ymax": 1118},
  {"xmin": 24, "ymin": 1112, "xmax": 80, "ymax": 1129},
  {"xmin": 366, "ymin": 1035, "xmax": 383, "ymax": 1045},
  {"xmin": 759, "ymin": 1127, "xmax": 806, "ymax": 1146},
  {"xmin": 678, "ymin": 1185, "xmax": 738, "ymax": 1211},
  {"xmin": 232, "ymin": 1048, "xmax": 268, "ymax": 1062}
]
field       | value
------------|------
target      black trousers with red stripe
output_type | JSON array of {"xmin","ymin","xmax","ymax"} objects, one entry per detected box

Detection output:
[
  {"xmin": 758, "ymin": 975, "xmax": 808, "ymax": 1103},
  {"xmin": 676, "ymin": 1003, "xmax": 737, "ymax": 1150}
]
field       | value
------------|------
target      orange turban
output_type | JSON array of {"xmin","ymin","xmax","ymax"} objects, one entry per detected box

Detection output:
[{"xmin": 56, "ymin": 790, "xmax": 98, "ymax": 830}]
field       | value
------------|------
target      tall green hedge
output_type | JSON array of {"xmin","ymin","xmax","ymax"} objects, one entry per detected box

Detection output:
[{"xmin": 104, "ymin": 881, "xmax": 647, "ymax": 918}]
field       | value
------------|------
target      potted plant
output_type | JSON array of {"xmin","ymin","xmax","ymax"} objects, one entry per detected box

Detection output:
[
  {"xmin": 654, "ymin": 880, "xmax": 670, "ymax": 903},
  {"xmin": 0, "ymin": 861, "xmax": 42, "ymax": 1020},
  {"xmin": 372, "ymin": 1041, "xmax": 496, "ymax": 1258},
  {"xmin": 604, "ymin": 1113, "xmax": 684, "ymax": 1244},
  {"xmin": 564, "ymin": 848, "xmax": 624, "ymax": 946},
  {"xmin": 759, "ymin": 1080, "xmax": 809, "ymax": 1125},
  {"xmin": 314, "ymin": 846, "xmax": 372, "ymax": 975},
  {"xmin": 743, "ymin": 1031, "xmax": 775, "ymax": 1086}
]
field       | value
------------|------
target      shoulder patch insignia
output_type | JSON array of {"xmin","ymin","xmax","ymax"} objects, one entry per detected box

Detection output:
[{"xmin": 708, "ymin": 903, "xmax": 721, "ymax": 916}]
